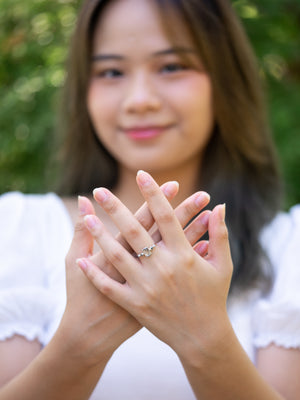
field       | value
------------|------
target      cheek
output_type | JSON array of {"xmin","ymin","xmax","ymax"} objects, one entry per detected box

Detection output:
[
  {"xmin": 87, "ymin": 81, "xmax": 100, "ymax": 122},
  {"xmin": 175, "ymin": 76, "xmax": 214, "ymax": 130},
  {"xmin": 170, "ymin": 75, "xmax": 212, "ymax": 110},
  {"xmin": 87, "ymin": 81, "xmax": 115, "ymax": 126}
]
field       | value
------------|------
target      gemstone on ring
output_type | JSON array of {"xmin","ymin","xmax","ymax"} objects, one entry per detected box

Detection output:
[{"xmin": 137, "ymin": 244, "xmax": 156, "ymax": 258}]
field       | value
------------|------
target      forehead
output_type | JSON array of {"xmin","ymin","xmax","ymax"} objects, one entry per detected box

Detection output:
[{"xmin": 92, "ymin": 0, "xmax": 194, "ymax": 53}]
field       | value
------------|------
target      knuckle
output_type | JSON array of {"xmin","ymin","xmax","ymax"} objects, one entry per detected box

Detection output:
[
  {"xmin": 144, "ymin": 185, "xmax": 157, "ymax": 197},
  {"xmin": 109, "ymin": 248, "xmax": 124, "ymax": 264},
  {"xmin": 156, "ymin": 209, "xmax": 173, "ymax": 225},
  {"xmin": 160, "ymin": 265, "xmax": 176, "ymax": 282},
  {"xmin": 74, "ymin": 221, "xmax": 85, "ymax": 234},
  {"xmin": 99, "ymin": 278, "xmax": 112, "ymax": 296},
  {"xmin": 135, "ymin": 292, "xmax": 153, "ymax": 313},
  {"xmin": 183, "ymin": 201, "xmax": 197, "ymax": 221},
  {"xmin": 103, "ymin": 198, "xmax": 118, "ymax": 215},
  {"xmin": 180, "ymin": 250, "xmax": 194, "ymax": 269},
  {"xmin": 125, "ymin": 222, "xmax": 140, "ymax": 241},
  {"xmin": 137, "ymin": 212, "xmax": 152, "ymax": 229},
  {"xmin": 144, "ymin": 284, "xmax": 157, "ymax": 302}
]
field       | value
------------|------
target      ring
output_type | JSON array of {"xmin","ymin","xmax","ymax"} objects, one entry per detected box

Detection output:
[{"xmin": 137, "ymin": 244, "xmax": 156, "ymax": 258}]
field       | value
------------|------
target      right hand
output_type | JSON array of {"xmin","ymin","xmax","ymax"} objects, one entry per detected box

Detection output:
[{"xmin": 58, "ymin": 182, "xmax": 211, "ymax": 368}]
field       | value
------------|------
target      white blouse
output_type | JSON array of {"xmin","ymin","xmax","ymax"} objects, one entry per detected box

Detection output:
[{"xmin": 0, "ymin": 192, "xmax": 300, "ymax": 400}]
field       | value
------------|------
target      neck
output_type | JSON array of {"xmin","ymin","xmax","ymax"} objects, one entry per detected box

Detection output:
[{"xmin": 113, "ymin": 162, "xmax": 201, "ymax": 213}]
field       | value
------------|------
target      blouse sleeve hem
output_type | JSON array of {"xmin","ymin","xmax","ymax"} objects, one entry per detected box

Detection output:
[
  {"xmin": 0, "ymin": 323, "xmax": 47, "ymax": 346},
  {"xmin": 254, "ymin": 335, "xmax": 300, "ymax": 350}
]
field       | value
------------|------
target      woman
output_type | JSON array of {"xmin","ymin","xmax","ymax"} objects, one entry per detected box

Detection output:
[{"xmin": 0, "ymin": 0, "xmax": 299, "ymax": 399}]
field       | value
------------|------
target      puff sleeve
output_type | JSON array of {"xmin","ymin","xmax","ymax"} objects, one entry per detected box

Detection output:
[
  {"xmin": 252, "ymin": 205, "xmax": 300, "ymax": 349},
  {"xmin": 0, "ymin": 192, "xmax": 72, "ymax": 346}
]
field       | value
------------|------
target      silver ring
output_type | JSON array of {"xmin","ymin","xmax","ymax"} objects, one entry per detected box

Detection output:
[{"xmin": 137, "ymin": 244, "xmax": 156, "ymax": 258}]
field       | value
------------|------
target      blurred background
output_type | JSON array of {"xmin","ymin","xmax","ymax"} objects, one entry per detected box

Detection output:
[{"xmin": 0, "ymin": 0, "xmax": 299, "ymax": 208}]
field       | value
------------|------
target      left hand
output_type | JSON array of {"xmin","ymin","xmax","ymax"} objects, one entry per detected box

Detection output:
[{"xmin": 78, "ymin": 171, "xmax": 233, "ymax": 362}]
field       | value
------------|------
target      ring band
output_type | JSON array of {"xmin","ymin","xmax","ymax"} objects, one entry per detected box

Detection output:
[{"xmin": 137, "ymin": 244, "xmax": 156, "ymax": 258}]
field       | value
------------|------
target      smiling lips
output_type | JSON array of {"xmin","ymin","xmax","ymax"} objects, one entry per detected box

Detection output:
[{"xmin": 123, "ymin": 125, "xmax": 171, "ymax": 141}]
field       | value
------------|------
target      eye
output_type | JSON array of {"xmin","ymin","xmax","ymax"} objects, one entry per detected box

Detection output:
[
  {"xmin": 97, "ymin": 68, "xmax": 123, "ymax": 78},
  {"xmin": 160, "ymin": 63, "xmax": 188, "ymax": 74}
]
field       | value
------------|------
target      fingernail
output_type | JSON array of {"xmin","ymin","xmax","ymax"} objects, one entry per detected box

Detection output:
[
  {"xmin": 162, "ymin": 181, "xmax": 179, "ymax": 196},
  {"xmin": 199, "ymin": 211, "xmax": 210, "ymax": 226},
  {"xmin": 76, "ymin": 258, "xmax": 88, "ymax": 271},
  {"xmin": 137, "ymin": 170, "xmax": 152, "ymax": 186},
  {"xmin": 196, "ymin": 241, "xmax": 209, "ymax": 255},
  {"xmin": 84, "ymin": 215, "xmax": 98, "ymax": 230},
  {"xmin": 194, "ymin": 192, "xmax": 210, "ymax": 208},
  {"xmin": 78, "ymin": 196, "xmax": 87, "ymax": 216},
  {"xmin": 219, "ymin": 203, "xmax": 226, "ymax": 221},
  {"xmin": 93, "ymin": 188, "xmax": 109, "ymax": 203}
]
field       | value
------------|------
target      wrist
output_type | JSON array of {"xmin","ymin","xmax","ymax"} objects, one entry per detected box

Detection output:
[
  {"xmin": 177, "ymin": 313, "xmax": 234, "ymax": 370},
  {"xmin": 52, "ymin": 316, "xmax": 113, "ymax": 371}
]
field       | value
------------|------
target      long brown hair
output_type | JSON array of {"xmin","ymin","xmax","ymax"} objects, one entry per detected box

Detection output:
[{"xmin": 56, "ymin": 0, "xmax": 282, "ymax": 293}]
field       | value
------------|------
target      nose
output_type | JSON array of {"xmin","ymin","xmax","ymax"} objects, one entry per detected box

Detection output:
[{"xmin": 122, "ymin": 72, "xmax": 161, "ymax": 114}]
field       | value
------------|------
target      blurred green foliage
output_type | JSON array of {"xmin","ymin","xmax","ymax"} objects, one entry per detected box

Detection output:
[{"xmin": 0, "ymin": 0, "xmax": 299, "ymax": 207}]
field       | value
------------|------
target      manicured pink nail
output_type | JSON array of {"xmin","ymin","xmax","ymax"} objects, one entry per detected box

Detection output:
[
  {"xmin": 137, "ymin": 170, "xmax": 152, "ymax": 186},
  {"xmin": 162, "ymin": 181, "xmax": 179, "ymax": 196},
  {"xmin": 78, "ymin": 196, "xmax": 87, "ymax": 216},
  {"xmin": 195, "ymin": 192, "xmax": 210, "ymax": 208},
  {"xmin": 196, "ymin": 241, "xmax": 209, "ymax": 256},
  {"xmin": 199, "ymin": 211, "xmax": 210, "ymax": 226},
  {"xmin": 84, "ymin": 215, "xmax": 98, "ymax": 230},
  {"xmin": 219, "ymin": 204, "xmax": 226, "ymax": 221},
  {"xmin": 93, "ymin": 188, "xmax": 109, "ymax": 203},
  {"xmin": 76, "ymin": 258, "xmax": 88, "ymax": 271}
]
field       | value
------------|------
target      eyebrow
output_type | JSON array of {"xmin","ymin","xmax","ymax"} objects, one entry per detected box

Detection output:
[
  {"xmin": 91, "ymin": 47, "xmax": 197, "ymax": 62},
  {"xmin": 153, "ymin": 47, "xmax": 197, "ymax": 56},
  {"xmin": 91, "ymin": 54, "xmax": 123, "ymax": 62}
]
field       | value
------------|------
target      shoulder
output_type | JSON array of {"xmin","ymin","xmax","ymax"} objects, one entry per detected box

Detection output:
[
  {"xmin": 253, "ymin": 204, "xmax": 300, "ymax": 349},
  {"xmin": 260, "ymin": 204, "xmax": 300, "ymax": 274},
  {"xmin": 0, "ymin": 191, "xmax": 73, "ymax": 280},
  {"xmin": 0, "ymin": 191, "xmax": 73, "ymax": 241},
  {"xmin": 0, "ymin": 190, "xmax": 70, "ymax": 217},
  {"xmin": 0, "ymin": 192, "xmax": 73, "ymax": 344}
]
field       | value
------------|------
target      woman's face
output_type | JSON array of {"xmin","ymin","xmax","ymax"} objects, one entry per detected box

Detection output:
[{"xmin": 87, "ymin": 0, "xmax": 214, "ymax": 174}]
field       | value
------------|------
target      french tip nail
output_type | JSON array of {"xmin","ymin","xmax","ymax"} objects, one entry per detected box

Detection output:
[
  {"xmin": 76, "ymin": 258, "xmax": 87, "ymax": 271},
  {"xmin": 162, "ymin": 181, "xmax": 179, "ymax": 196},
  {"xmin": 84, "ymin": 214, "xmax": 97, "ymax": 229},
  {"xmin": 78, "ymin": 196, "xmax": 87, "ymax": 215},
  {"xmin": 220, "ymin": 203, "xmax": 226, "ymax": 221},
  {"xmin": 168, "ymin": 180, "xmax": 179, "ymax": 189},
  {"xmin": 136, "ymin": 170, "xmax": 152, "ymax": 186}
]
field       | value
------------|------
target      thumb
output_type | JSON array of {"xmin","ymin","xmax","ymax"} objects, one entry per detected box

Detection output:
[
  {"xmin": 207, "ymin": 204, "xmax": 233, "ymax": 275},
  {"xmin": 67, "ymin": 196, "xmax": 96, "ymax": 264}
]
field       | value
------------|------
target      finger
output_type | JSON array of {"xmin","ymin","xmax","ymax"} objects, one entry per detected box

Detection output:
[
  {"xmin": 149, "ymin": 191, "xmax": 210, "ymax": 243},
  {"xmin": 113, "ymin": 181, "xmax": 179, "ymax": 250},
  {"xmin": 207, "ymin": 204, "xmax": 233, "ymax": 274},
  {"xmin": 194, "ymin": 240, "xmax": 209, "ymax": 257},
  {"xmin": 134, "ymin": 181, "xmax": 179, "ymax": 230},
  {"xmin": 77, "ymin": 257, "xmax": 131, "ymax": 310},
  {"xmin": 88, "ymin": 181, "xmax": 179, "ymax": 283},
  {"xmin": 92, "ymin": 188, "xmax": 153, "ymax": 255},
  {"xmin": 84, "ymin": 214, "xmax": 141, "ymax": 280},
  {"xmin": 136, "ymin": 170, "xmax": 187, "ymax": 247},
  {"xmin": 183, "ymin": 210, "xmax": 211, "ymax": 246},
  {"xmin": 174, "ymin": 191, "xmax": 210, "ymax": 228},
  {"xmin": 66, "ymin": 196, "xmax": 95, "ymax": 264},
  {"xmin": 88, "ymin": 250, "xmax": 125, "ymax": 282}
]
